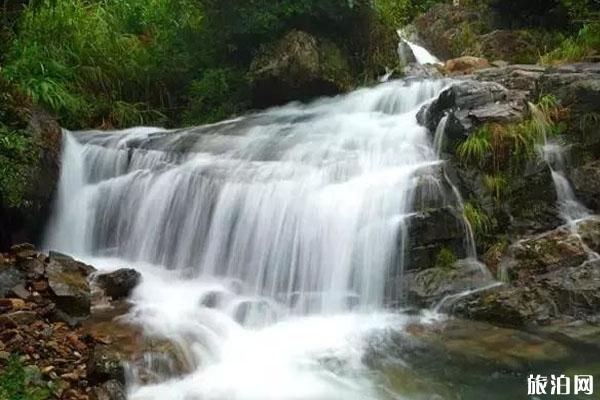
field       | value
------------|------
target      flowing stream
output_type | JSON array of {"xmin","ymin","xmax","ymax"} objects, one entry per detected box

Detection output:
[{"xmin": 42, "ymin": 79, "xmax": 591, "ymax": 399}]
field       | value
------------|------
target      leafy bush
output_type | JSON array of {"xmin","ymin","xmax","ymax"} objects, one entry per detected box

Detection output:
[{"xmin": 184, "ymin": 68, "xmax": 250, "ymax": 125}]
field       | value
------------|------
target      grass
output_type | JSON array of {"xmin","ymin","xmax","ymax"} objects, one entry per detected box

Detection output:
[
  {"xmin": 456, "ymin": 125, "xmax": 493, "ymax": 166},
  {"xmin": 540, "ymin": 21, "xmax": 600, "ymax": 64},
  {"xmin": 435, "ymin": 247, "xmax": 458, "ymax": 270},
  {"xmin": 463, "ymin": 202, "xmax": 491, "ymax": 236},
  {"xmin": 483, "ymin": 173, "xmax": 507, "ymax": 202}
]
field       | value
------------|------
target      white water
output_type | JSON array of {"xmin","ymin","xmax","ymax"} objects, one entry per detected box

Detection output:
[
  {"xmin": 45, "ymin": 79, "xmax": 475, "ymax": 399},
  {"xmin": 397, "ymin": 30, "xmax": 440, "ymax": 65}
]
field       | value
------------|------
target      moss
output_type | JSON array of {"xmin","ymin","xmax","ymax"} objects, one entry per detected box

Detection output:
[{"xmin": 0, "ymin": 355, "xmax": 52, "ymax": 400}]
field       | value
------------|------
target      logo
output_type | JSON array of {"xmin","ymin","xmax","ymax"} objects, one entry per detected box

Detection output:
[{"xmin": 528, "ymin": 374, "xmax": 594, "ymax": 396}]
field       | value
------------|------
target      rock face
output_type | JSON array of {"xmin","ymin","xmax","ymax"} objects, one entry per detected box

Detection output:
[
  {"xmin": 96, "ymin": 268, "xmax": 142, "ymax": 300},
  {"xmin": 249, "ymin": 30, "xmax": 353, "ymax": 107},
  {"xmin": 450, "ymin": 219, "xmax": 600, "ymax": 327},
  {"xmin": 404, "ymin": 207, "xmax": 467, "ymax": 272},
  {"xmin": 417, "ymin": 79, "xmax": 524, "ymax": 152}
]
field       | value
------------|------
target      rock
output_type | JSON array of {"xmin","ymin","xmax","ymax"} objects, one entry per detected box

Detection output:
[
  {"xmin": 9, "ymin": 243, "xmax": 35, "ymax": 254},
  {"xmin": 451, "ymin": 285, "xmax": 555, "ymax": 327},
  {"xmin": 0, "ymin": 298, "xmax": 26, "ymax": 311},
  {"xmin": 403, "ymin": 207, "xmax": 467, "ymax": 272},
  {"xmin": 90, "ymin": 380, "xmax": 127, "ymax": 400},
  {"xmin": 507, "ymin": 227, "xmax": 587, "ymax": 282},
  {"xmin": 569, "ymin": 160, "xmax": 600, "ymax": 213},
  {"xmin": 49, "ymin": 251, "xmax": 97, "ymax": 276},
  {"xmin": 417, "ymin": 80, "xmax": 525, "ymax": 153},
  {"xmin": 445, "ymin": 56, "xmax": 491, "ymax": 75},
  {"xmin": 87, "ymin": 344, "xmax": 126, "ymax": 385},
  {"xmin": 403, "ymin": 260, "xmax": 493, "ymax": 307},
  {"xmin": 577, "ymin": 218, "xmax": 600, "ymax": 254},
  {"xmin": 398, "ymin": 40, "xmax": 417, "ymax": 66},
  {"xmin": 541, "ymin": 259, "xmax": 600, "ymax": 317},
  {"xmin": 502, "ymin": 162, "xmax": 562, "ymax": 235},
  {"xmin": 249, "ymin": 30, "xmax": 353, "ymax": 108},
  {"xmin": 46, "ymin": 258, "xmax": 91, "ymax": 321},
  {"xmin": 8, "ymin": 283, "xmax": 30, "ymax": 299},
  {"xmin": 0, "ymin": 264, "xmax": 25, "ymax": 298},
  {"xmin": 96, "ymin": 269, "xmax": 141, "ymax": 300}
]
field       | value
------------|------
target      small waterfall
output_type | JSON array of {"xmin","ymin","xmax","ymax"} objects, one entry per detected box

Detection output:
[
  {"xmin": 397, "ymin": 30, "xmax": 440, "ymax": 65},
  {"xmin": 542, "ymin": 142, "xmax": 590, "ymax": 224},
  {"xmin": 44, "ymin": 79, "xmax": 480, "ymax": 400}
]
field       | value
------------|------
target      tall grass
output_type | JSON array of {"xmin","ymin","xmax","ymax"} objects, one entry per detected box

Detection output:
[
  {"xmin": 540, "ymin": 21, "xmax": 600, "ymax": 64},
  {"xmin": 2, "ymin": 0, "xmax": 204, "ymax": 128}
]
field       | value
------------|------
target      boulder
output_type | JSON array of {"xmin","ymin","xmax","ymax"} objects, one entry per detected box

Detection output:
[
  {"xmin": 403, "ymin": 207, "xmax": 467, "ymax": 272},
  {"xmin": 568, "ymin": 160, "xmax": 600, "ymax": 213},
  {"xmin": 403, "ymin": 260, "xmax": 493, "ymax": 307},
  {"xmin": 445, "ymin": 56, "xmax": 491, "ymax": 75},
  {"xmin": 46, "ymin": 257, "xmax": 92, "ymax": 322},
  {"xmin": 402, "ymin": 63, "xmax": 443, "ymax": 79},
  {"xmin": 577, "ymin": 218, "xmax": 600, "ymax": 254},
  {"xmin": 249, "ymin": 30, "xmax": 353, "ymax": 107},
  {"xmin": 96, "ymin": 268, "xmax": 141, "ymax": 300},
  {"xmin": 417, "ymin": 80, "xmax": 525, "ymax": 152}
]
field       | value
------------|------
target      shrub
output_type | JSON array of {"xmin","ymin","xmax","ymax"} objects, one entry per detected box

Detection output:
[{"xmin": 540, "ymin": 21, "xmax": 600, "ymax": 64}]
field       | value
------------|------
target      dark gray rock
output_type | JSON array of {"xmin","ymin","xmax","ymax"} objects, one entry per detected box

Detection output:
[
  {"xmin": 403, "ymin": 207, "xmax": 467, "ymax": 272},
  {"xmin": 402, "ymin": 63, "xmax": 443, "ymax": 79},
  {"xmin": 403, "ymin": 260, "xmax": 493, "ymax": 307},
  {"xmin": 97, "ymin": 268, "xmax": 141, "ymax": 300}
]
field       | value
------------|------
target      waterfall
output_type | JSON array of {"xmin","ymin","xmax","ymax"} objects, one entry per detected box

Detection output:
[
  {"xmin": 397, "ymin": 30, "xmax": 440, "ymax": 65},
  {"xmin": 44, "ymin": 79, "xmax": 473, "ymax": 400}
]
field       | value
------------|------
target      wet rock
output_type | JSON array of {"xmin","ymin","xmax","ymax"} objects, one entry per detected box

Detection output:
[
  {"xmin": 445, "ymin": 56, "xmax": 490, "ymax": 75},
  {"xmin": 569, "ymin": 160, "xmax": 600, "ymax": 213},
  {"xmin": 474, "ymin": 64, "xmax": 545, "ymax": 92},
  {"xmin": 249, "ymin": 30, "xmax": 353, "ymax": 108},
  {"xmin": 451, "ymin": 285, "xmax": 555, "ymax": 327},
  {"xmin": 502, "ymin": 162, "xmax": 562, "ymax": 235},
  {"xmin": 4, "ymin": 310, "xmax": 37, "ymax": 325},
  {"xmin": 398, "ymin": 40, "xmax": 417, "ymax": 66},
  {"xmin": 87, "ymin": 344, "xmax": 126, "ymax": 385},
  {"xmin": 10, "ymin": 243, "xmax": 35, "ymax": 254},
  {"xmin": 404, "ymin": 207, "xmax": 467, "ymax": 271},
  {"xmin": 96, "ymin": 269, "xmax": 141, "ymax": 300},
  {"xmin": 90, "ymin": 380, "xmax": 127, "ymax": 400},
  {"xmin": 46, "ymin": 258, "xmax": 91, "ymax": 321},
  {"xmin": 403, "ymin": 260, "xmax": 493, "ymax": 307},
  {"xmin": 417, "ymin": 80, "xmax": 525, "ymax": 153}
]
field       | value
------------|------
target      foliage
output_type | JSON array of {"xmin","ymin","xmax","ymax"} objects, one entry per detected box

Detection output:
[
  {"xmin": 463, "ymin": 202, "xmax": 491, "ymax": 236},
  {"xmin": 0, "ymin": 126, "xmax": 35, "ymax": 208},
  {"xmin": 0, "ymin": 355, "xmax": 51, "ymax": 400},
  {"xmin": 435, "ymin": 247, "xmax": 458, "ymax": 270},
  {"xmin": 2, "ymin": 0, "xmax": 205, "ymax": 128},
  {"xmin": 457, "ymin": 125, "xmax": 492, "ymax": 166},
  {"xmin": 540, "ymin": 21, "xmax": 600, "ymax": 64},
  {"xmin": 483, "ymin": 173, "xmax": 508, "ymax": 202},
  {"xmin": 183, "ymin": 68, "xmax": 251, "ymax": 125},
  {"xmin": 373, "ymin": 0, "xmax": 445, "ymax": 27}
]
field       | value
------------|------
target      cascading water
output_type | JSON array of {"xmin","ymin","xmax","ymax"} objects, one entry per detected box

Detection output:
[
  {"xmin": 44, "ymin": 79, "xmax": 476, "ymax": 399},
  {"xmin": 397, "ymin": 30, "xmax": 440, "ymax": 65}
]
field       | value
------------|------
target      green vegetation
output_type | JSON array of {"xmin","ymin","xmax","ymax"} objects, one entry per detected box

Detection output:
[
  {"xmin": 463, "ymin": 202, "xmax": 491, "ymax": 236},
  {"xmin": 435, "ymin": 247, "xmax": 458, "ymax": 269},
  {"xmin": 0, "ymin": 355, "xmax": 51, "ymax": 400},
  {"xmin": 456, "ymin": 95, "xmax": 566, "ymax": 202},
  {"xmin": 540, "ymin": 22, "xmax": 600, "ymax": 64}
]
